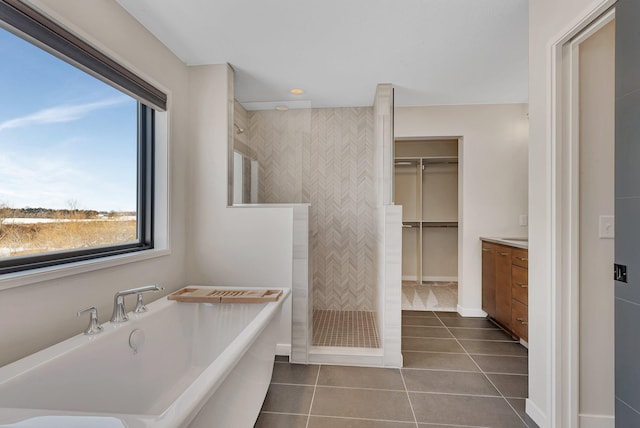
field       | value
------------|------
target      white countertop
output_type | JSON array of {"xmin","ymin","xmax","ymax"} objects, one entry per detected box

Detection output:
[{"xmin": 480, "ymin": 237, "xmax": 528, "ymax": 249}]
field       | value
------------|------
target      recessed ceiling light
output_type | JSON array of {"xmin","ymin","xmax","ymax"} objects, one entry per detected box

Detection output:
[
  {"xmin": 275, "ymin": 105, "xmax": 289, "ymax": 111},
  {"xmin": 290, "ymin": 88, "xmax": 304, "ymax": 95}
]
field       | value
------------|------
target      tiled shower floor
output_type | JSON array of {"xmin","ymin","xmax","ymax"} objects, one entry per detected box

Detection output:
[
  {"xmin": 256, "ymin": 311, "xmax": 536, "ymax": 427},
  {"xmin": 312, "ymin": 310, "xmax": 380, "ymax": 348}
]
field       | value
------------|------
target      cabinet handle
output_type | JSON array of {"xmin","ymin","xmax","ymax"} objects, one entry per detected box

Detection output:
[
  {"xmin": 498, "ymin": 252, "xmax": 508, "ymax": 256},
  {"xmin": 515, "ymin": 256, "xmax": 528, "ymax": 262},
  {"xmin": 516, "ymin": 317, "xmax": 528, "ymax": 325},
  {"xmin": 482, "ymin": 248, "xmax": 491, "ymax": 252},
  {"xmin": 515, "ymin": 283, "xmax": 528, "ymax": 288}
]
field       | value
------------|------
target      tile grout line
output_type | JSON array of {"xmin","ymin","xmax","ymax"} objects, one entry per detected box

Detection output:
[
  {"xmin": 399, "ymin": 367, "xmax": 420, "ymax": 428},
  {"xmin": 433, "ymin": 312, "xmax": 529, "ymax": 427},
  {"xmin": 402, "ymin": 336, "xmax": 513, "ymax": 342},
  {"xmin": 310, "ymin": 384, "xmax": 503, "ymax": 396},
  {"xmin": 403, "ymin": 327, "xmax": 502, "ymax": 332},
  {"xmin": 281, "ymin": 412, "xmax": 436, "ymax": 426},
  {"xmin": 400, "ymin": 367, "xmax": 528, "ymax": 376},
  {"xmin": 304, "ymin": 363, "xmax": 322, "ymax": 428},
  {"xmin": 402, "ymin": 335, "xmax": 518, "ymax": 343},
  {"xmin": 404, "ymin": 390, "xmax": 501, "ymax": 398},
  {"xmin": 273, "ymin": 381, "xmax": 511, "ymax": 398},
  {"xmin": 356, "ymin": 311, "xmax": 360, "ymax": 347},
  {"xmin": 261, "ymin": 410, "xmax": 308, "ymax": 416},
  {"xmin": 262, "ymin": 410, "xmax": 488, "ymax": 428},
  {"xmin": 401, "ymin": 349, "xmax": 526, "ymax": 358}
]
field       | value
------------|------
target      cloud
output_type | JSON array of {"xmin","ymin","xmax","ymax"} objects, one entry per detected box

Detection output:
[
  {"xmin": 0, "ymin": 96, "xmax": 129, "ymax": 132},
  {"xmin": 0, "ymin": 148, "xmax": 135, "ymax": 211}
]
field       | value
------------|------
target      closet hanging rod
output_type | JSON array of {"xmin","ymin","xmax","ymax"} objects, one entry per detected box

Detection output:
[
  {"xmin": 395, "ymin": 156, "xmax": 458, "ymax": 160},
  {"xmin": 423, "ymin": 161, "xmax": 459, "ymax": 165}
]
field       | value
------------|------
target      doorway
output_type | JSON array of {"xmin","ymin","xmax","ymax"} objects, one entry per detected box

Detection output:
[
  {"xmin": 576, "ymin": 17, "xmax": 615, "ymax": 427},
  {"xmin": 394, "ymin": 138, "xmax": 459, "ymax": 312},
  {"xmin": 554, "ymin": 8, "xmax": 615, "ymax": 426}
]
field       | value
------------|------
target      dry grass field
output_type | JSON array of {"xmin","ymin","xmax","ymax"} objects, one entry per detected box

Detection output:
[{"xmin": 0, "ymin": 219, "xmax": 136, "ymax": 257}]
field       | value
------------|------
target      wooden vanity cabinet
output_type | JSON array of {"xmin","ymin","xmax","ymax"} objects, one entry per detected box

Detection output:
[
  {"xmin": 511, "ymin": 300, "xmax": 528, "ymax": 342},
  {"xmin": 494, "ymin": 246, "xmax": 513, "ymax": 330},
  {"xmin": 511, "ymin": 265, "xmax": 528, "ymax": 306},
  {"xmin": 481, "ymin": 240, "xmax": 528, "ymax": 341},
  {"xmin": 481, "ymin": 243, "xmax": 496, "ymax": 316}
]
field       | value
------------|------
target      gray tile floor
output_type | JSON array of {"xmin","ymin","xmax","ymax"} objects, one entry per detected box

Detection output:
[{"xmin": 255, "ymin": 311, "xmax": 537, "ymax": 428}]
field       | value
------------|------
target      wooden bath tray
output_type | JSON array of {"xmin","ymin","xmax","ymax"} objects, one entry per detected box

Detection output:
[{"xmin": 168, "ymin": 287, "xmax": 283, "ymax": 303}]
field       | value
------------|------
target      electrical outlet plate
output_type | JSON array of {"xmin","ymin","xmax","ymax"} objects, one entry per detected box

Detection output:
[{"xmin": 599, "ymin": 215, "xmax": 615, "ymax": 239}]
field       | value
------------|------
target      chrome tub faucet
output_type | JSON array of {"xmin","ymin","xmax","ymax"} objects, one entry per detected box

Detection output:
[
  {"xmin": 111, "ymin": 284, "xmax": 163, "ymax": 323},
  {"xmin": 77, "ymin": 306, "xmax": 103, "ymax": 335}
]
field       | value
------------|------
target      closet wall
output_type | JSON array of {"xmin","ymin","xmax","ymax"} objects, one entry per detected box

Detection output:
[
  {"xmin": 235, "ymin": 105, "xmax": 376, "ymax": 311},
  {"xmin": 395, "ymin": 140, "xmax": 459, "ymax": 282}
]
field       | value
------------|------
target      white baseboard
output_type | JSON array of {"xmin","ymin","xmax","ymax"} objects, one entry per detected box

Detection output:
[
  {"xmin": 526, "ymin": 399, "xmax": 547, "ymax": 428},
  {"xmin": 456, "ymin": 304, "xmax": 487, "ymax": 318},
  {"xmin": 309, "ymin": 346, "xmax": 386, "ymax": 367},
  {"xmin": 579, "ymin": 414, "xmax": 615, "ymax": 428},
  {"xmin": 276, "ymin": 343, "xmax": 291, "ymax": 357}
]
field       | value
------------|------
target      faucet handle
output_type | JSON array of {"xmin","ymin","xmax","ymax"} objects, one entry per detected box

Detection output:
[
  {"xmin": 77, "ymin": 306, "xmax": 103, "ymax": 335},
  {"xmin": 134, "ymin": 293, "xmax": 148, "ymax": 313},
  {"xmin": 134, "ymin": 286, "xmax": 164, "ymax": 313}
]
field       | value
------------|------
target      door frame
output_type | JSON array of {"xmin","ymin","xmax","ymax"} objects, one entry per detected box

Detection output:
[
  {"xmin": 393, "ymin": 136, "xmax": 463, "ymax": 311},
  {"xmin": 548, "ymin": 3, "xmax": 615, "ymax": 427}
]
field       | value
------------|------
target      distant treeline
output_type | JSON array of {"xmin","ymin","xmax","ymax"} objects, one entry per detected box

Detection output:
[{"xmin": 0, "ymin": 207, "xmax": 136, "ymax": 219}]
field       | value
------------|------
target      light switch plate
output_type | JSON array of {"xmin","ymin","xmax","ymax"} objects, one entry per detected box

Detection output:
[
  {"xmin": 599, "ymin": 215, "xmax": 614, "ymax": 239},
  {"xmin": 519, "ymin": 214, "xmax": 528, "ymax": 227}
]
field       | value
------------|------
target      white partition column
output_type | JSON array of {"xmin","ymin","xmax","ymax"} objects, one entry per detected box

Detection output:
[
  {"xmin": 291, "ymin": 204, "xmax": 311, "ymax": 363},
  {"xmin": 374, "ymin": 84, "xmax": 402, "ymax": 367}
]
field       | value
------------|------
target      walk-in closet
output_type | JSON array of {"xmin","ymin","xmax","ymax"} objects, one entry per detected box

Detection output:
[{"xmin": 395, "ymin": 139, "xmax": 459, "ymax": 311}]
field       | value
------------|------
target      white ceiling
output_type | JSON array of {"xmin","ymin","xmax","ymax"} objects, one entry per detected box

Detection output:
[{"xmin": 116, "ymin": 0, "xmax": 528, "ymax": 108}]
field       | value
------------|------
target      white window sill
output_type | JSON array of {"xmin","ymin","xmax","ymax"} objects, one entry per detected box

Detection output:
[{"xmin": 0, "ymin": 248, "xmax": 171, "ymax": 291}]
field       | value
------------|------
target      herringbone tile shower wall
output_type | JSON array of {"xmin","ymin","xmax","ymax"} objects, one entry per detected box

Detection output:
[
  {"xmin": 248, "ymin": 107, "xmax": 376, "ymax": 311},
  {"xmin": 307, "ymin": 108, "xmax": 376, "ymax": 311},
  {"xmin": 248, "ymin": 109, "xmax": 310, "ymax": 203}
]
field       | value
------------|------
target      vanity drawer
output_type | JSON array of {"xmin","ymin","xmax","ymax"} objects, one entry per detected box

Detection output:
[
  {"xmin": 512, "ymin": 248, "xmax": 528, "ymax": 268},
  {"xmin": 511, "ymin": 299, "xmax": 528, "ymax": 342},
  {"xmin": 511, "ymin": 265, "xmax": 528, "ymax": 305}
]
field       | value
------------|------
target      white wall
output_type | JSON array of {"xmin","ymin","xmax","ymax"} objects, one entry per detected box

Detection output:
[
  {"xmin": 186, "ymin": 65, "xmax": 296, "ymax": 349},
  {"xmin": 0, "ymin": 0, "xmax": 190, "ymax": 367},
  {"xmin": 528, "ymin": 1, "xmax": 613, "ymax": 425},
  {"xmin": 395, "ymin": 104, "xmax": 529, "ymax": 316}
]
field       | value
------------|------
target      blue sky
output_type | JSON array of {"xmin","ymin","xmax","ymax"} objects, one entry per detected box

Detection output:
[{"xmin": 0, "ymin": 27, "xmax": 138, "ymax": 212}]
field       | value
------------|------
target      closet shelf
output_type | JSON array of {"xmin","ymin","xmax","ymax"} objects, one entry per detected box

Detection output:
[
  {"xmin": 422, "ymin": 221, "xmax": 458, "ymax": 228},
  {"xmin": 402, "ymin": 221, "xmax": 421, "ymax": 228}
]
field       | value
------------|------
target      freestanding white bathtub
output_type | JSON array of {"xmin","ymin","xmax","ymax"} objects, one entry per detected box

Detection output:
[{"xmin": 0, "ymin": 286, "xmax": 289, "ymax": 428}]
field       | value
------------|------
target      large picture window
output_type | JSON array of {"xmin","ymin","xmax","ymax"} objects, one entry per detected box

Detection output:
[{"xmin": 0, "ymin": 0, "xmax": 165, "ymax": 274}]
